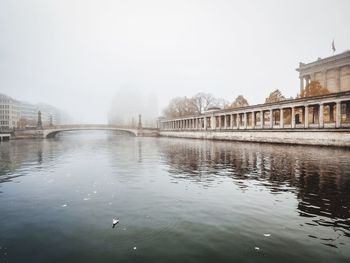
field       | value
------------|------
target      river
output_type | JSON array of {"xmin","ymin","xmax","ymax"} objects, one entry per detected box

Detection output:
[{"xmin": 0, "ymin": 131, "xmax": 349, "ymax": 262}]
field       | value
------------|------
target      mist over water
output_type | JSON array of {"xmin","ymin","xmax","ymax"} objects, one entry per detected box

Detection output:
[{"xmin": 0, "ymin": 131, "xmax": 349, "ymax": 262}]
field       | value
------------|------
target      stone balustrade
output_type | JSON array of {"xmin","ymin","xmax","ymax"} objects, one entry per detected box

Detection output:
[{"xmin": 160, "ymin": 91, "xmax": 350, "ymax": 131}]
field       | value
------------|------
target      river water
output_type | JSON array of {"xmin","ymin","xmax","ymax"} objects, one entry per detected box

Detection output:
[{"xmin": 0, "ymin": 131, "xmax": 349, "ymax": 263}]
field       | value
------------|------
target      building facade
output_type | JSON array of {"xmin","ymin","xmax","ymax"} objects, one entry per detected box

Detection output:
[
  {"xmin": 297, "ymin": 50, "xmax": 350, "ymax": 94},
  {"xmin": 0, "ymin": 93, "xmax": 20, "ymax": 131},
  {"xmin": 0, "ymin": 93, "xmax": 71, "ymax": 130}
]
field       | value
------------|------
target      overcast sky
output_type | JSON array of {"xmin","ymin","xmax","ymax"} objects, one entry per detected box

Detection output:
[{"xmin": 1, "ymin": 0, "xmax": 349, "ymax": 123}]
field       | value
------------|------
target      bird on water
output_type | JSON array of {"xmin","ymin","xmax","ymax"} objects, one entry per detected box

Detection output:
[{"xmin": 112, "ymin": 218, "xmax": 119, "ymax": 228}]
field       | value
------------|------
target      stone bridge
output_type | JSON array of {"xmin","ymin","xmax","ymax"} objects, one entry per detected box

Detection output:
[{"xmin": 14, "ymin": 124, "xmax": 159, "ymax": 139}]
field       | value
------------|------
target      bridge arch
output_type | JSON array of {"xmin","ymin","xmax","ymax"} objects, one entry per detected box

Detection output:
[{"xmin": 44, "ymin": 126, "xmax": 138, "ymax": 138}]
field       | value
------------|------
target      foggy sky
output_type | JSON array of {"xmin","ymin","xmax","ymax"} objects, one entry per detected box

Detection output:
[{"xmin": 1, "ymin": 0, "xmax": 349, "ymax": 123}]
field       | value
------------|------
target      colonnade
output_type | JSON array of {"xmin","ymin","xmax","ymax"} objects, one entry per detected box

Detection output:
[{"xmin": 160, "ymin": 93, "xmax": 350, "ymax": 131}]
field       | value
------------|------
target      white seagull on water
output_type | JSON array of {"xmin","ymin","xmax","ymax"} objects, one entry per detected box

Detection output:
[{"xmin": 112, "ymin": 218, "xmax": 119, "ymax": 228}]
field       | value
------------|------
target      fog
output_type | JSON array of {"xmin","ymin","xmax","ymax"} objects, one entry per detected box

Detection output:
[{"xmin": 1, "ymin": 0, "xmax": 349, "ymax": 123}]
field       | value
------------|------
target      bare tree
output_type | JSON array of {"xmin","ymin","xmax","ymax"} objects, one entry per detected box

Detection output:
[
  {"xmin": 163, "ymin": 93, "xmax": 231, "ymax": 118},
  {"xmin": 214, "ymin": 97, "xmax": 230, "ymax": 109},
  {"xmin": 163, "ymin": 96, "xmax": 197, "ymax": 118},
  {"xmin": 193, "ymin": 93, "xmax": 216, "ymax": 114}
]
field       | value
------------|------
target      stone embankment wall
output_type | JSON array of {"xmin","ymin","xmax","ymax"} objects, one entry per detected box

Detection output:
[
  {"xmin": 160, "ymin": 130, "xmax": 350, "ymax": 147},
  {"xmin": 12, "ymin": 130, "xmax": 44, "ymax": 139}
]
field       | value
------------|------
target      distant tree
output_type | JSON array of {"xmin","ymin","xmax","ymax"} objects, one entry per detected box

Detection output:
[
  {"xmin": 227, "ymin": 95, "xmax": 249, "ymax": 109},
  {"xmin": 214, "ymin": 97, "xmax": 231, "ymax": 109},
  {"xmin": 300, "ymin": 81, "xmax": 329, "ymax": 98},
  {"xmin": 265, "ymin": 89, "xmax": 286, "ymax": 103},
  {"xmin": 163, "ymin": 96, "xmax": 197, "ymax": 118},
  {"xmin": 193, "ymin": 93, "xmax": 216, "ymax": 114}
]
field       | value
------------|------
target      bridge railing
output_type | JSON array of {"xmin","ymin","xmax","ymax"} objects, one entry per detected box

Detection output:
[{"xmin": 40, "ymin": 124, "xmax": 159, "ymax": 130}]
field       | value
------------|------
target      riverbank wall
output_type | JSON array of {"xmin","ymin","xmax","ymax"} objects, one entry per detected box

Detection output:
[{"xmin": 160, "ymin": 130, "xmax": 350, "ymax": 147}]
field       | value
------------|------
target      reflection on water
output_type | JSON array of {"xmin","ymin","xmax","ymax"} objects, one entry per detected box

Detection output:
[
  {"xmin": 0, "ymin": 131, "xmax": 350, "ymax": 262},
  {"xmin": 160, "ymin": 140, "xmax": 350, "ymax": 247}
]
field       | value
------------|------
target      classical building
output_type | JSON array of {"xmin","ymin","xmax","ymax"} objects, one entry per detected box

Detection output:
[
  {"xmin": 0, "ymin": 93, "xmax": 20, "ymax": 131},
  {"xmin": 296, "ymin": 50, "xmax": 350, "ymax": 94}
]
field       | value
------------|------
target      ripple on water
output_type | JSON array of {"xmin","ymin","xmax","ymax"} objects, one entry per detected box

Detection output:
[{"xmin": 0, "ymin": 135, "xmax": 350, "ymax": 262}]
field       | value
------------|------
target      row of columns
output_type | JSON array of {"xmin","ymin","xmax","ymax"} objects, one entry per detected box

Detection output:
[{"xmin": 161, "ymin": 100, "xmax": 350, "ymax": 131}]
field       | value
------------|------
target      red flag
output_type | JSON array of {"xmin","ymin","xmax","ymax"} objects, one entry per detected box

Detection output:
[{"xmin": 332, "ymin": 40, "xmax": 336, "ymax": 52}]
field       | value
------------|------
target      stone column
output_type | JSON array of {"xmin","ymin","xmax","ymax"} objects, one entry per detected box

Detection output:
[
  {"xmin": 252, "ymin": 112, "xmax": 255, "ymax": 129},
  {"xmin": 300, "ymin": 77, "xmax": 304, "ymax": 95},
  {"xmin": 204, "ymin": 117, "xmax": 207, "ymax": 130},
  {"xmin": 237, "ymin": 114, "xmax": 240, "ymax": 129},
  {"xmin": 306, "ymin": 75, "xmax": 310, "ymax": 86},
  {"xmin": 304, "ymin": 105, "xmax": 309, "ymax": 128},
  {"xmin": 269, "ymin": 109, "xmax": 273, "ymax": 128},
  {"xmin": 319, "ymin": 104, "xmax": 324, "ymax": 128},
  {"xmin": 337, "ymin": 68, "xmax": 341, "ymax": 92},
  {"xmin": 211, "ymin": 115, "xmax": 215, "ymax": 130},
  {"xmin": 291, "ymin": 107, "xmax": 295, "ymax": 128},
  {"xmin": 260, "ymin": 110, "xmax": 263, "ymax": 128},
  {"xmin": 336, "ymin": 101, "xmax": 341, "ymax": 128},
  {"xmin": 223, "ymin": 115, "xmax": 227, "ymax": 129},
  {"xmin": 280, "ymin": 108, "xmax": 284, "ymax": 128},
  {"xmin": 244, "ymin": 113, "xmax": 247, "ymax": 129}
]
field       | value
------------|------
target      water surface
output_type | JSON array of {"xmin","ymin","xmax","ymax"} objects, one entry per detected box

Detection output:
[{"xmin": 0, "ymin": 131, "xmax": 349, "ymax": 262}]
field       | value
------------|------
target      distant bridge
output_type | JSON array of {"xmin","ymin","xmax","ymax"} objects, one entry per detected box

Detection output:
[{"xmin": 13, "ymin": 124, "xmax": 159, "ymax": 139}]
